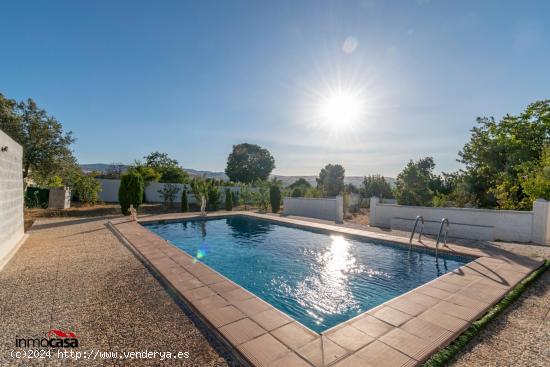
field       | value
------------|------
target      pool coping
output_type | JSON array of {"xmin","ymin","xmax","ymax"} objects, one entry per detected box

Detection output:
[{"xmin": 109, "ymin": 211, "xmax": 544, "ymax": 367}]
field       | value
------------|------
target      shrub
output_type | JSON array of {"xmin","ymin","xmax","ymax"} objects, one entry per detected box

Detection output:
[
  {"xmin": 254, "ymin": 181, "xmax": 270, "ymax": 212},
  {"xmin": 181, "ymin": 190, "xmax": 189, "ymax": 212},
  {"xmin": 158, "ymin": 183, "xmax": 180, "ymax": 208},
  {"xmin": 231, "ymin": 191, "xmax": 239, "ymax": 207},
  {"xmin": 46, "ymin": 176, "xmax": 64, "ymax": 188},
  {"xmin": 207, "ymin": 184, "xmax": 221, "ymax": 211},
  {"xmin": 25, "ymin": 187, "xmax": 49, "ymax": 208},
  {"xmin": 291, "ymin": 187, "xmax": 303, "ymax": 197},
  {"xmin": 225, "ymin": 189, "xmax": 233, "ymax": 211},
  {"xmin": 118, "ymin": 172, "xmax": 144, "ymax": 215},
  {"xmin": 270, "ymin": 185, "xmax": 281, "ymax": 213},
  {"xmin": 74, "ymin": 174, "xmax": 101, "ymax": 205},
  {"xmin": 239, "ymin": 184, "xmax": 253, "ymax": 210}
]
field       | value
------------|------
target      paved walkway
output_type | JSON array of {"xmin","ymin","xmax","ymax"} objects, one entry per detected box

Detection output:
[{"xmin": 0, "ymin": 216, "xmax": 237, "ymax": 366}]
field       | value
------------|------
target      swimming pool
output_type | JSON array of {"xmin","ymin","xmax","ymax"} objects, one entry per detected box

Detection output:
[{"xmin": 144, "ymin": 216, "xmax": 471, "ymax": 333}]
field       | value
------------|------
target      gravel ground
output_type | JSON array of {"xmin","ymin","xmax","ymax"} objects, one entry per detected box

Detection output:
[
  {"xmin": 450, "ymin": 267, "xmax": 550, "ymax": 367},
  {"xmin": 0, "ymin": 216, "xmax": 239, "ymax": 366}
]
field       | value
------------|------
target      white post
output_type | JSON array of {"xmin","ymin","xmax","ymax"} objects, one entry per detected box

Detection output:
[
  {"xmin": 532, "ymin": 199, "xmax": 550, "ymax": 245},
  {"xmin": 370, "ymin": 196, "xmax": 380, "ymax": 227}
]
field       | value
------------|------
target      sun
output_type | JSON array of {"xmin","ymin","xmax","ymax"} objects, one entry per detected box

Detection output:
[{"xmin": 319, "ymin": 90, "xmax": 365, "ymax": 129}]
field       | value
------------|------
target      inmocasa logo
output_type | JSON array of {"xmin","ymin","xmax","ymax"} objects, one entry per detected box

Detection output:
[{"xmin": 15, "ymin": 329, "xmax": 79, "ymax": 348}]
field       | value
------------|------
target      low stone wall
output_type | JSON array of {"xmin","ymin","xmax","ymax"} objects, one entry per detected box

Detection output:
[
  {"xmin": 283, "ymin": 196, "xmax": 344, "ymax": 223},
  {"xmin": 369, "ymin": 197, "xmax": 550, "ymax": 244},
  {"xmin": 0, "ymin": 129, "xmax": 24, "ymax": 263}
]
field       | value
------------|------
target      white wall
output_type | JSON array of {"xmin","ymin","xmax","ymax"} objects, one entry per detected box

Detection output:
[
  {"xmin": 97, "ymin": 178, "xmax": 240, "ymax": 205},
  {"xmin": 369, "ymin": 197, "xmax": 550, "ymax": 244},
  {"xmin": 283, "ymin": 196, "xmax": 344, "ymax": 223},
  {"xmin": 0, "ymin": 129, "xmax": 24, "ymax": 262}
]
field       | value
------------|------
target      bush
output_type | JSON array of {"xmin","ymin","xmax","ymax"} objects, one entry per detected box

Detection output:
[
  {"xmin": 181, "ymin": 190, "xmax": 189, "ymax": 212},
  {"xmin": 25, "ymin": 187, "xmax": 49, "ymax": 208},
  {"xmin": 207, "ymin": 184, "xmax": 220, "ymax": 211},
  {"xmin": 118, "ymin": 172, "xmax": 144, "ymax": 215},
  {"xmin": 291, "ymin": 187, "xmax": 303, "ymax": 197},
  {"xmin": 157, "ymin": 183, "xmax": 180, "ymax": 208},
  {"xmin": 231, "ymin": 191, "xmax": 239, "ymax": 207},
  {"xmin": 270, "ymin": 185, "xmax": 281, "ymax": 213},
  {"xmin": 254, "ymin": 181, "xmax": 270, "ymax": 212},
  {"xmin": 225, "ymin": 189, "xmax": 233, "ymax": 211},
  {"xmin": 74, "ymin": 174, "xmax": 101, "ymax": 205}
]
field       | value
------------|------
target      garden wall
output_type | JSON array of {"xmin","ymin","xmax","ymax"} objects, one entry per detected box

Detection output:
[
  {"xmin": 369, "ymin": 197, "xmax": 550, "ymax": 244},
  {"xmin": 96, "ymin": 178, "xmax": 240, "ymax": 204},
  {"xmin": 283, "ymin": 196, "xmax": 344, "ymax": 223},
  {"xmin": 0, "ymin": 129, "xmax": 24, "ymax": 264}
]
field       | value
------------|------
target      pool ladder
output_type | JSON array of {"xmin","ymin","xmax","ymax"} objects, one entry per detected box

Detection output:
[
  {"xmin": 409, "ymin": 215, "xmax": 424, "ymax": 250},
  {"xmin": 435, "ymin": 218, "xmax": 450, "ymax": 259}
]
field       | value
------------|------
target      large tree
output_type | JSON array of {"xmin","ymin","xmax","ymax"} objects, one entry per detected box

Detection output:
[
  {"xmin": 394, "ymin": 157, "xmax": 435, "ymax": 206},
  {"xmin": 0, "ymin": 94, "xmax": 76, "ymax": 182},
  {"xmin": 225, "ymin": 143, "xmax": 275, "ymax": 183},
  {"xmin": 143, "ymin": 151, "xmax": 188, "ymax": 183},
  {"xmin": 361, "ymin": 174, "xmax": 393, "ymax": 199},
  {"xmin": 288, "ymin": 178, "xmax": 312, "ymax": 189},
  {"xmin": 458, "ymin": 100, "xmax": 550, "ymax": 209},
  {"xmin": 316, "ymin": 164, "xmax": 345, "ymax": 197}
]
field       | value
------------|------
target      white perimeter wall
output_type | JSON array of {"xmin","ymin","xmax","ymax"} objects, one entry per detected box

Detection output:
[
  {"xmin": 0, "ymin": 129, "xmax": 24, "ymax": 262},
  {"xmin": 97, "ymin": 178, "xmax": 240, "ymax": 204},
  {"xmin": 370, "ymin": 197, "xmax": 550, "ymax": 244},
  {"xmin": 283, "ymin": 196, "xmax": 344, "ymax": 223}
]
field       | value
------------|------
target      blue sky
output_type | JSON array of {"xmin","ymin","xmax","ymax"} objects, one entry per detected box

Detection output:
[{"xmin": 1, "ymin": 0, "xmax": 548, "ymax": 176}]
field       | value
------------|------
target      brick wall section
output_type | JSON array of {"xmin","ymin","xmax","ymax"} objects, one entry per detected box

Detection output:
[{"xmin": 0, "ymin": 129, "xmax": 24, "ymax": 262}]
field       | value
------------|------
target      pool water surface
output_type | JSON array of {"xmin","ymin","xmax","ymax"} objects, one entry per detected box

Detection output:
[{"xmin": 144, "ymin": 216, "xmax": 470, "ymax": 333}]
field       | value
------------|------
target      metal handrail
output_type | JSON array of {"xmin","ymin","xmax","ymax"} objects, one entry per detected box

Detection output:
[
  {"xmin": 435, "ymin": 218, "xmax": 450, "ymax": 259},
  {"xmin": 409, "ymin": 215, "xmax": 424, "ymax": 248}
]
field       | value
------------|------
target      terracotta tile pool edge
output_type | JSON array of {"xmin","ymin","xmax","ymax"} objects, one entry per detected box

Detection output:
[{"xmin": 108, "ymin": 213, "xmax": 544, "ymax": 367}]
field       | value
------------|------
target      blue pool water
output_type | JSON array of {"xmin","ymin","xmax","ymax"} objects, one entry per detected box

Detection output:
[{"xmin": 144, "ymin": 216, "xmax": 471, "ymax": 333}]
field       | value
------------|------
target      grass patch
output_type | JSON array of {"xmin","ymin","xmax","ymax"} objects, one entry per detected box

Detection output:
[{"xmin": 423, "ymin": 259, "xmax": 550, "ymax": 367}]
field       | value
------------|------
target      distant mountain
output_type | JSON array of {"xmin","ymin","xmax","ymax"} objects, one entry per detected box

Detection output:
[{"xmin": 81, "ymin": 163, "xmax": 395, "ymax": 187}]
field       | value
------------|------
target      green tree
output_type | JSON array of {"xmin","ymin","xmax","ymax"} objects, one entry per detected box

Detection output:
[
  {"xmin": 288, "ymin": 178, "xmax": 312, "ymax": 189},
  {"xmin": 361, "ymin": 175, "xmax": 393, "ymax": 199},
  {"xmin": 225, "ymin": 189, "xmax": 233, "ymax": 211},
  {"xmin": 128, "ymin": 162, "xmax": 160, "ymax": 184},
  {"xmin": 0, "ymin": 94, "xmax": 76, "ymax": 182},
  {"xmin": 459, "ymin": 100, "xmax": 550, "ymax": 209},
  {"xmin": 159, "ymin": 166, "xmax": 188, "ymax": 183},
  {"xmin": 269, "ymin": 184, "xmax": 282, "ymax": 213},
  {"xmin": 225, "ymin": 143, "xmax": 275, "ymax": 183},
  {"xmin": 316, "ymin": 164, "xmax": 345, "ymax": 197},
  {"xmin": 521, "ymin": 145, "xmax": 550, "ymax": 202},
  {"xmin": 181, "ymin": 190, "xmax": 189, "ymax": 212},
  {"xmin": 143, "ymin": 151, "xmax": 188, "ymax": 183},
  {"xmin": 394, "ymin": 157, "xmax": 435, "ymax": 206},
  {"xmin": 118, "ymin": 172, "xmax": 144, "ymax": 215},
  {"xmin": 144, "ymin": 151, "xmax": 179, "ymax": 171},
  {"xmin": 73, "ymin": 174, "xmax": 102, "ymax": 205}
]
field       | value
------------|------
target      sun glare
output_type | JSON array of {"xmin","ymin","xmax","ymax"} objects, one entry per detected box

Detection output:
[{"xmin": 318, "ymin": 90, "xmax": 365, "ymax": 130}]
